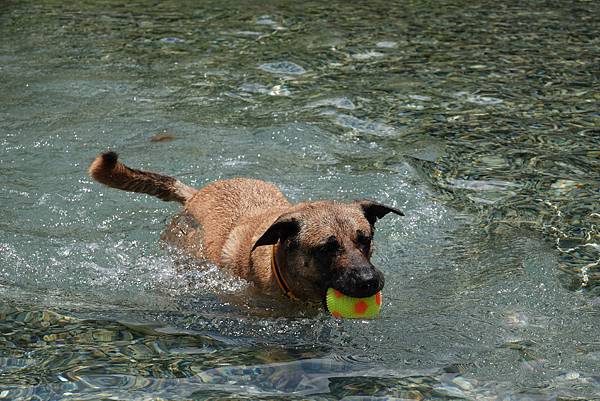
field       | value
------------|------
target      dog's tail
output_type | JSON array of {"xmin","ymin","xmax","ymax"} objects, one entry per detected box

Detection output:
[{"xmin": 88, "ymin": 151, "xmax": 197, "ymax": 204}]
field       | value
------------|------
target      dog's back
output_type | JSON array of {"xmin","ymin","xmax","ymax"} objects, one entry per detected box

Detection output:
[
  {"xmin": 184, "ymin": 178, "xmax": 290, "ymax": 263},
  {"xmin": 89, "ymin": 151, "xmax": 290, "ymax": 265}
]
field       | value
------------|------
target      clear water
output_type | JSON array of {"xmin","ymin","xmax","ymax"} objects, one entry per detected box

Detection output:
[{"xmin": 1, "ymin": 1, "xmax": 599, "ymax": 399}]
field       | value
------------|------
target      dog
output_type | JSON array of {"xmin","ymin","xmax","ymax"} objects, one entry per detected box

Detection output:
[{"xmin": 89, "ymin": 151, "xmax": 403, "ymax": 305}]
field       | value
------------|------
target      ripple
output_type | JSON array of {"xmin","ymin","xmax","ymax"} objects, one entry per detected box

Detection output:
[
  {"xmin": 454, "ymin": 91, "xmax": 503, "ymax": 105},
  {"xmin": 351, "ymin": 51, "xmax": 385, "ymax": 60},
  {"xmin": 466, "ymin": 95, "xmax": 503, "ymax": 105},
  {"xmin": 258, "ymin": 61, "xmax": 306, "ymax": 75},
  {"xmin": 159, "ymin": 37, "xmax": 185, "ymax": 44},
  {"xmin": 232, "ymin": 30, "xmax": 262, "ymax": 36},
  {"xmin": 445, "ymin": 178, "xmax": 522, "ymax": 192},
  {"xmin": 256, "ymin": 16, "xmax": 277, "ymax": 26},
  {"xmin": 239, "ymin": 83, "xmax": 291, "ymax": 96},
  {"xmin": 0, "ymin": 357, "xmax": 38, "ymax": 373},
  {"xmin": 332, "ymin": 113, "xmax": 397, "ymax": 136},
  {"xmin": 408, "ymin": 94, "xmax": 432, "ymax": 101},
  {"xmin": 376, "ymin": 41, "xmax": 398, "ymax": 48},
  {"xmin": 306, "ymin": 97, "xmax": 356, "ymax": 110},
  {"xmin": 193, "ymin": 358, "xmax": 418, "ymax": 395}
]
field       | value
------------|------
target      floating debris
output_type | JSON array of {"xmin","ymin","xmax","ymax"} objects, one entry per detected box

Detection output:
[{"xmin": 150, "ymin": 134, "xmax": 176, "ymax": 142}]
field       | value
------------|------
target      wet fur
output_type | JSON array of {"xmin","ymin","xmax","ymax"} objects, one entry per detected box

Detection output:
[
  {"xmin": 89, "ymin": 152, "xmax": 403, "ymax": 303},
  {"xmin": 89, "ymin": 152, "xmax": 195, "ymax": 203}
]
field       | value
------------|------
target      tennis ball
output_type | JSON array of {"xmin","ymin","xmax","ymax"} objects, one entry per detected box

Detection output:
[{"xmin": 326, "ymin": 288, "xmax": 382, "ymax": 319}]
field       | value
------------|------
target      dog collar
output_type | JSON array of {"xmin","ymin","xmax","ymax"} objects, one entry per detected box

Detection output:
[{"xmin": 271, "ymin": 244, "xmax": 298, "ymax": 300}]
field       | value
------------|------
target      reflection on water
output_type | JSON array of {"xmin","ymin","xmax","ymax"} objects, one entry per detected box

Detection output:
[{"xmin": 1, "ymin": 0, "xmax": 599, "ymax": 399}]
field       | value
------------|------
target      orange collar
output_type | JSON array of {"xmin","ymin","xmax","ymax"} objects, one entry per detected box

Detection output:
[{"xmin": 271, "ymin": 244, "xmax": 298, "ymax": 300}]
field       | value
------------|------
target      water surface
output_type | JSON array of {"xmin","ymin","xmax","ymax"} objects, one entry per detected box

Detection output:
[{"xmin": 1, "ymin": 1, "xmax": 599, "ymax": 400}]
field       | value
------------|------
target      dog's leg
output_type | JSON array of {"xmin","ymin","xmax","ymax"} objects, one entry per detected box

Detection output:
[{"xmin": 89, "ymin": 151, "xmax": 196, "ymax": 203}]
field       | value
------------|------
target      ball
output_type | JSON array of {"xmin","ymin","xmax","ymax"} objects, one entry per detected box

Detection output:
[{"xmin": 325, "ymin": 288, "xmax": 382, "ymax": 319}]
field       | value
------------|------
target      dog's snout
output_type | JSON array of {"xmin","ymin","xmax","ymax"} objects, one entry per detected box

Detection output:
[
  {"xmin": 332, "ymin": 263, "xmax": 384, "ymax": 298},
  {"xmin": 355, "ymin": 267, "xmax": 384, "ymax": 297}
]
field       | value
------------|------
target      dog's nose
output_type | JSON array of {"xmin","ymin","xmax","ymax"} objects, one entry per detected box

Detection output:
[
  {"xmin": 330, "ymin": 255, "xmax": 385, "ymax": 298},
  {"xmin": 346, "ymin": 266, "xmax": 384, "ymax": 298},
  {"xmin": 333, "ymin": 264, "xmax": 384, "ymax": 298}
]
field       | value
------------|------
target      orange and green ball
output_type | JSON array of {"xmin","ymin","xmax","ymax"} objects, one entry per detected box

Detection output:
[{"xmin": 326, "ymin": 288, "xmax": 382, "ymax": 319}]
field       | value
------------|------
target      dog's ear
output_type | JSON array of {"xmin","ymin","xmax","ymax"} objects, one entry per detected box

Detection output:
[
  {"xmin": 355, "ymin": 199, "xmax": 404, "ymax": 226},
  {"xmin": 252, "ymin": 213, "xmax": 301, "ymax": 251}
]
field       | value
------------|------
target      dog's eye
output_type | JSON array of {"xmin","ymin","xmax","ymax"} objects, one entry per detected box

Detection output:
[
  {"xmin": 285, "ymin": 237, "xmax": 300, "ymax": 250},
  {"xmin": 317, "ymin": 236, "xmax": 339, "ymax": 253},
  {"xmin": 357, "ymin": 233, "xmax": 372, "ymax": 254}
]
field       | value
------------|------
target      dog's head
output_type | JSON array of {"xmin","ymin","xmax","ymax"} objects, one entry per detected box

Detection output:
[{"xmin": 252, "ymin": 200, "xmax": 403, "ymax": 302}]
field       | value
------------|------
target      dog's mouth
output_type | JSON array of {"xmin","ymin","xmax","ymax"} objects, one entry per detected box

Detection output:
[
  {"xmin": 324, "ymin": 270, "xmax": 385, "ymax": 300},
  {"xmin": 327, "ymin": 285, "xmax": 383, "ymax": 300}
]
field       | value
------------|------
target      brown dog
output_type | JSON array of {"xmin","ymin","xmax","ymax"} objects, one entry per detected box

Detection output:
[{"xmin": 89, "ymin": 151, "xmax": 403, "ymax": 304}]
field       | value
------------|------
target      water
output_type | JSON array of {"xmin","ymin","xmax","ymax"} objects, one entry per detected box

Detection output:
[{"xmin": 1, "ymin": 0, "xmax": 599, "ymax": 399}]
